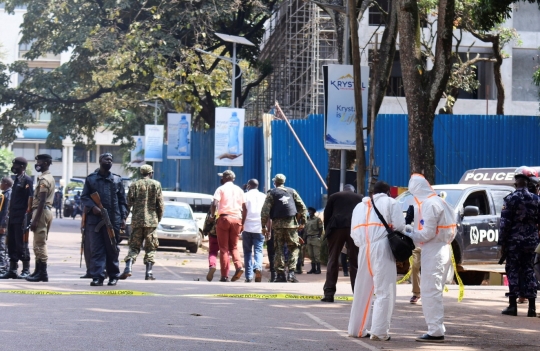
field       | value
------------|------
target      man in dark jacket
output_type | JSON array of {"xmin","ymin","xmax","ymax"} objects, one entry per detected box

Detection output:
[
  {"xmin": 0, "ymin": 177, "xmax": 13, "ymax": 273},
  {"xmin": 81, "ymin": 153, "xmax": 128, "ymax": 286},
  {"xmin": 0, "ymin": 157, "xmax": 33, "ymax": 279},
  {"xmin": 321, "ymin": 184, "xmax": 363, "ymax": 302}
]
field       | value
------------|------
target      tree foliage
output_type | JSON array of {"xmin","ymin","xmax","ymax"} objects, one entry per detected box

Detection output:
[
  {"xmin": 0, "ymin": 0, "xmax": 280, "ymax": 148},
  {"xmin": 0, "ymin": 148, "xmax": 15, "ymax": 179}
]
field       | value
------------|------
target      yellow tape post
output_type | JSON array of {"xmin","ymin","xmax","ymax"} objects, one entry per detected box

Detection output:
[{"xmin": 0, "ymin": 290, "xmax": 155, "ymax": 296}]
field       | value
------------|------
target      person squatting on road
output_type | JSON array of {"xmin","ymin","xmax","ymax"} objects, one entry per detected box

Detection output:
[
  {"xmin": 321, "ymin": 184, "xmax": 363, "ymax": 302},
  {"xmin": 211, "ymin": 170, "xmax": 246, "ymax": 282},
  {"xmin": 404, "ymin": 173, "xmax": 456, "ymax": 343},
  {"xmin": 81, "ymin": 153, "xmax": 128, "ymax": 286},
  {"xmin": 304, "ymin": 207, "xmax": 323, "ymax": 274},
  {"xmin": 241, "ymin": 179, "xmax": 267, "ymax": 283},
  {"xmin": 26, "ymin": 154, "xmax": 55, "ymax": 282},
  {"xmin": 260, "ymin": 173, "xmax": 307, "ymax": 283},
  {"xmin": 0, "ymin": 177, "xmax": 12, "ymax": 274},
  {"xmin": 0, "ymin": 157, "xmax": 33, "ymax": 279},
  {"xmin": 348, "ymin": 181, "xmax": 405, "ymax": 341},
  {"xmin": 498, "ymin": 166, "xmax": 540, "ymax": 317},
  {"xmin": 120, "ymin": 164, "xmax": 164, "ymax": 281}
]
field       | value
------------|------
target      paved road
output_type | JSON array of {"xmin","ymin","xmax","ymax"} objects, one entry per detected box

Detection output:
[{"xmin": 1, "ymin": 218, "xmax": 539, "ymax": 350}]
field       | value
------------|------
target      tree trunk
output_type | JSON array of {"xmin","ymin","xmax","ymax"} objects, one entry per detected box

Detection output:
[
  {"xmin": 349, "ymin": 0, "xmax": 366, "ymax": 194},
  {"xmin": 398, "ymin": 0, "xmax": 455, "ymax": 184},
  {"xmin": 492, "ymin": 36, "xmax": 505, "ymax": 115}
]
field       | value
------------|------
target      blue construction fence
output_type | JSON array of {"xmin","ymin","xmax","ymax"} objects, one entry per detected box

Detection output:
[
  {"xmin": 154, "ymin": 114, "xmax": 329, "ymax": 208},
  {"xmin": 154, "ymin": 113, "xmax": 540, "ymax": 205}
]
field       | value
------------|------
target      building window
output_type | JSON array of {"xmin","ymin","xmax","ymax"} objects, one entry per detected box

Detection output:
[
  {"xmin": 73, "ymin": 146, "xmax": 96, "ymax": 163},
  {"xmin": 369, "ymin": 0, "xmax": 390, "ymax": 26},
  {"xmin": 38, "ymin": 145, "xmax": 62, "ymax": 161},
  {"xmin": 37, "ymin": 111, "xmax": 52, "ymax": 122},
  {"xmin": 512, "ymin": 49, "xmax": 540, "ymax": 102},
  {"xmin": 99, "ymin": 145, "xmax": 123, "ymax": 162},
  {"xmin": 12, "ymin": 143, "xmax": 36, "ymax": 160}
]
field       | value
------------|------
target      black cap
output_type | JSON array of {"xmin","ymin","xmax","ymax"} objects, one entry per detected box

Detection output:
[
  {"xmin": 308, "ymin": 207, "xmax": 317, "ymax": 212},
  {"xmin": 35, "ymin": 154, "xmax": 52, "ymax": 161},
  {"xmin": 12, "ymin": 157, "xmax": 28, "ymax": 167}
]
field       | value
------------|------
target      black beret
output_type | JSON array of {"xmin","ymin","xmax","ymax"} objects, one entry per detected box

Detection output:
[
  {"xmin": 35, "ymin": 154, "xmax": 53, "ymax": 161},
  {"xmin": 12, "ymin": 156, "xmax": 28, "ymax": 166}
]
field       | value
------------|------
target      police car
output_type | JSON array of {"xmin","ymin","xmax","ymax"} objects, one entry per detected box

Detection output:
[{"xmin": 395, "ymin": 168, "xmax": 529, "ymax": 284}]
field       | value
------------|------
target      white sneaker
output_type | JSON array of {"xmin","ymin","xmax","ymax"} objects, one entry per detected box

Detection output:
[{"xmin": 370, "ymin": 335, "xmax": 391, "ymax": 341}]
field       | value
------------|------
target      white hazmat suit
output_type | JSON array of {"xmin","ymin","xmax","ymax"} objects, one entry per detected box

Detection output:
[
  {"xmin": 347, "ymin": 193, "xmax": 405, "ymax": 340},
  {"xmin": 407, "ymin": 174, "xmax": 456, "ymax": 337}
]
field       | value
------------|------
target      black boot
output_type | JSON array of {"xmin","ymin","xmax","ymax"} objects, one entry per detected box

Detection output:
[
  {"xmin": 26, "ymin": 261, "xmax": 49, "ymax": 282},
  {"xmin": 502, "ymin": 296, "xmax": 518, "ymax": 316},
  {"xmin": 119, "ymin": 259, "xmax": 133, "ymax": 280},
  {"xmin": 273, "ymin": 272, "xmax": 287, "ymax": 282},
  {"xmin": 321, "ymin": 295, "xmax": 334, "ymax": 303},
  {"xmin": 0, "ymin": 261, "xmax": 18, "ymax": 279},
  {"xmin": 270, "ymin": 271, "xmax": 276, "ymax": 282},
  {"xmin": 307, "ymin": 263, "xmax": 316, "ymax": 274},
  {"xmin": 287, "ymin": 271, "xmax": 299, "ymax": 283},
  {"xmin": 145, "ymin": 262, "xmax": 155, "ymax": 280},
  {"xmin": 315, "ymin": 263, "xmax": 321, "ymax": 274},
  {"xmin": 28, "ymin": 260, "xmax": 40, "ymax": 278},
  {"xmin": 528, "ymin": 298, "xmax": 536, "ymax": 317},
  {"xmin": 18, "ymin": 261, "xmax": 31, "ymax": 279}
]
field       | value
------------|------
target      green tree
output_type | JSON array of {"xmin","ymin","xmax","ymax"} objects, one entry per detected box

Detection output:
[
  {"xmin": 0, "ymin": 148, "xmax": 15, "ymax": 179},
  {"xmin": 0, "ymin": 0, "xmax": 279, "ymax": 147}
]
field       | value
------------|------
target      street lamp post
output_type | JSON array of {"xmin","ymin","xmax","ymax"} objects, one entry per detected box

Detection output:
[{"xmin": 195, "ymin": 33, "xmax": 255, "ymax": 108}]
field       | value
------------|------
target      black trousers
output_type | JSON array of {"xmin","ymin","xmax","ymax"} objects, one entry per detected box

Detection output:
[
  {"xmin": 7, "ymin": 221, "xmax": 30, "ymax": 262},
  {"xmin": 87, "ymin": 222, "xmax": 120, "ymax": 280},
  {"xmin": 323, "ymin": 228, "xmax": 358, "ymax": 296},
  {"xmin": 267, "ymin": 232, "xmax": 275, "ymax": 273},
  {"xmin": 83, "ymin": 227, "xmax": 94, "ymax": 275}
]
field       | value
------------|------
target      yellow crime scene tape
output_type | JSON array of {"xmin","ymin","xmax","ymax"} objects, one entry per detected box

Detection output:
[
  {"xmin": 205, "ymin": 293, "xmax": 353, "ymax": 301},
  {"xmin": 396, "ymin": 247, "xmax": 465, "ymax": 302},
  {"xmin": 0, "ymin": 290, "xmax": 155, "ymax": 296}
]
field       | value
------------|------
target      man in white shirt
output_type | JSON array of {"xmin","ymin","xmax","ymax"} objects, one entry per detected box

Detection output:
[
  {"xmin": 241, "ymin": 179, "xmax": 267, "ymax": 282},
  {"xmin": 211, "ymin": 170, "xmax": 246, "ymax": 282}
]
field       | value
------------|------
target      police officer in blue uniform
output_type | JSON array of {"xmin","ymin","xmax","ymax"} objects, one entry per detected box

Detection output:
[
  {"xmin": 498, "ymin": 166, "xmax": 540, "ymax": 317},
  {"xmin": 81, "ymin": 153, "xmax": 128, "ymax": 286},
  {"xmin": 0, "ymin": 157, "xmax": 33, "ymax": 279}
]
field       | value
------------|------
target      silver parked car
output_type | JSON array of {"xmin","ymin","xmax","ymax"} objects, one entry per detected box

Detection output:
[{"xmin": 156, "ymin": 202, "xmax": 200, "ymax": 253}]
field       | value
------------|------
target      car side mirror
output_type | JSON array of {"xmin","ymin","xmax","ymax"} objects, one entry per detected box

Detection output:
[{"xmin": 463, "ymin": 206, "xmax": 480, "ymax": 217}]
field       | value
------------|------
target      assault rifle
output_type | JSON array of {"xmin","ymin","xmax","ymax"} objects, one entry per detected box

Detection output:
[{"xmin": 90, "ymin": 192, "xmax": 116, "ymax": 246}]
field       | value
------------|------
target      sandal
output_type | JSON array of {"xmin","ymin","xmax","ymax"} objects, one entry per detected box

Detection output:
[{"xmin": 410, "ymin": 295, "xmax": 420, "ymax": 304}]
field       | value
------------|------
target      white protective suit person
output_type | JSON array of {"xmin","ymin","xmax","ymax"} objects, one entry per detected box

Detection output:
[
  {"xmin": 406, "ymin": 174, "xmax": 456, "ymax": 343},
  {"xmin": 347, "ymin": 182, "xmax": 405, "ymax": 341}
]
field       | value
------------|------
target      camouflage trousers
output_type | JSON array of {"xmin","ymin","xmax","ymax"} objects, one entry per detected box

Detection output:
[
  {"xmin": 274, "ymin": 228, "xmax": 301, "ymax": 273},
  {"xmin": 124, "ymin": 227, "xmax": 159, "ymax": 264},
  {"xmin": 505, "ymin": 247, "xmax": 537, "ymax": 299}
]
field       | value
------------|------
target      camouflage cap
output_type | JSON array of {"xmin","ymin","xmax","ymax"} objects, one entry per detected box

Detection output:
[
  {"xmin": 140, "ymin": 164, "xmax": 154, "ymax": 175},
  {"xmin": 272, "ymin": 173, "xmax": 286, "ymax": 184}
]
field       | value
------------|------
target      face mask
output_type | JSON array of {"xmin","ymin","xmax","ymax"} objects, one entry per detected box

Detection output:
[
  {"xmin": 35, "ymin": 165, "xmax": 41, "ymax": 172},
  {"xmin": 11, "ymin": 166, "xmax": 16, "ymax": 174},
  {"xmin": 102, "ymin": 163, "xmax": 112, "ymax": 171}
]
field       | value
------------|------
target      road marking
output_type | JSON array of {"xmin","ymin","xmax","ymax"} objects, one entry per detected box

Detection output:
[
  {"xmin": 155, "ymin": 261, "xmax": 184, "ymax": 279},
  {"xmin": 304, "ymin": 312, "xmax": 380, "ymax": 351}
]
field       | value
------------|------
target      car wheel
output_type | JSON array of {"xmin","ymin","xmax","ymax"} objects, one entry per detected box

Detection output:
[
  {"xmin": 198, "ymin": 232, "xmax": 203, "ymax": 247},
  {"xmin": 188, "ymin": 244, "xmax": 198, "ymax": 253}
]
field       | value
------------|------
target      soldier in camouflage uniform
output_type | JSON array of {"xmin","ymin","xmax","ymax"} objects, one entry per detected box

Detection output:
[
  {"xmin": 120, "ymin": 164, "xmax": 164, "ymax": 281},
  {"xmin": 305, "ymin": 207, "xmax": 324, "ymax": 274},
  {"xmin": 498, "ymin": 166, "xmax": 540, "ymax": 317},
  {"xmin": 261, "ymin": 174, "xmax": 307, "ymax": 283}
]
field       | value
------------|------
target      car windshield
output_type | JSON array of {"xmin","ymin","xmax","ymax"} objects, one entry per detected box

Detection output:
[
  {"xmin": 395, "ymin": 189, "xmax": 462, "ymax": 211},
  {"xmin": 163, "ymin": 205, "xmax": 192, "ymax": 219}
]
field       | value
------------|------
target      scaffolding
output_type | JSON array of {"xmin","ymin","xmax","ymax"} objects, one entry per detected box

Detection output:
[{"xmin": 244, "ymin": 0, "xmax": 339, "ymax": 123}]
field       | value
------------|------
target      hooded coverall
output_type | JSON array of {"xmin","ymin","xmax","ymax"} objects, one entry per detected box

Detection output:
[
  {"xmin": 347, "ymin": 193, "xmax": 405, "ymax": 339},
  {"xmin": 408, "ymin": 174, "xmax": 456, "ymax": 337}
]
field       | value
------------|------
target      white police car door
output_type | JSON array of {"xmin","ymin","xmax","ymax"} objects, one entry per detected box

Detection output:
[{"xmin": 460, "ymin": 190, "xmax": 500, "ymax": 262}]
